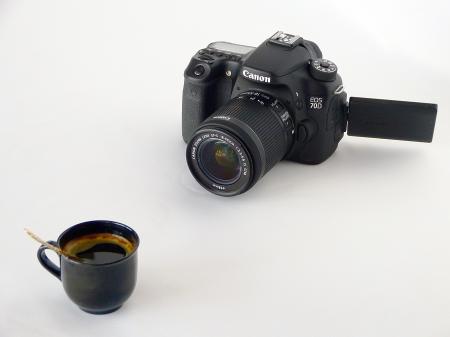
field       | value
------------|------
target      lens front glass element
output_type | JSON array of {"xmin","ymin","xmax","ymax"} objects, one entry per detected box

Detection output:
[{"xmin": 198, "ymin": 139, "xmax": 241, "ymax": 184}]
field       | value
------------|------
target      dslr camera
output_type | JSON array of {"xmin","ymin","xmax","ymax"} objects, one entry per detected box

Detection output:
[{"xmin": 182, "ymin": 31, "xmax": 437, "ymax": 196}]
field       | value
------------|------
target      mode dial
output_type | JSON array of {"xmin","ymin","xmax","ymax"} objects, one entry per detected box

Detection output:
[{"xmin": 310, "ymin": 59, "xmax": 337, "ymax": 82}]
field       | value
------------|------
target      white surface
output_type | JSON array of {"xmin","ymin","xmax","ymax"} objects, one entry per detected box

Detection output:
[{"xmin": 1, "ymin": 1, "xmax": 449, "ymax": 336}]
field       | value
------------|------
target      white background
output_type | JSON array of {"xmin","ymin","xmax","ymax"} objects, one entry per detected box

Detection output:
[{"xmin": 1, "ymin": 0, "xmax": 449, "ymax": 336}]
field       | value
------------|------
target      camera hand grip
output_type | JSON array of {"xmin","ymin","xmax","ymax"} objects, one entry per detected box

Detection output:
[
  {"xmin": 347, "ymin": 97, "xmax": 437, "ymax": 142},
  {"xmin": 182, "ymin": 81, "xmax": 210, "ymax": 142},
  {"xmin": 37, "ymin": 240, "xmax": 61, "ymax": 280}
]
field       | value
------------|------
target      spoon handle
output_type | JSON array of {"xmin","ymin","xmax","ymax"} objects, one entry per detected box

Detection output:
[{"xmin": 25, "ymin": 228, "xmax": 65, "ymax": 256}]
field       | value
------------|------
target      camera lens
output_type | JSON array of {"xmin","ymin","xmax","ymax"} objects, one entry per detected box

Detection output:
[
  {"xmin": 198, "ymin": 139, "xmax": 242, "ymax": 184},
  {"xmin": 186, "ymin": 91, "xmax": 294, "ymax": 196}
]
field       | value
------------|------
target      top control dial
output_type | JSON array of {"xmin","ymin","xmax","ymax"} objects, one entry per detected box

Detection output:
[{"xmin": 310, "ymin": 59, "xmax": 337, "ymax": 82}]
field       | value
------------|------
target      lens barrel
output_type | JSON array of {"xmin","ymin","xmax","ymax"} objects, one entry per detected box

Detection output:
[{"xmin": 186, "ymin": 91, "xmax": 294, "ymax": 196}]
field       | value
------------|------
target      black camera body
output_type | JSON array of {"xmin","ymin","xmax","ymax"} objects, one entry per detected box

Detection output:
[
  {"xmin": 182, "ymin": 32, "xmax": 437, "ymax": 196},
  {"xmin": 183, "ymin": 32, "xmax": 345, "ymax": 165}
]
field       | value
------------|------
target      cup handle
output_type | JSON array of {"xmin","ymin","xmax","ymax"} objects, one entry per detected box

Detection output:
[{"xmin": 37, "ymin": 240, "xmax": 61, "ymax": 280}]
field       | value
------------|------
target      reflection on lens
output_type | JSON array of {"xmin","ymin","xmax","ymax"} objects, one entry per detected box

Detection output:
[{"xmin": 198, "ymin": 139, "xmax": 241, "ymax": 184}]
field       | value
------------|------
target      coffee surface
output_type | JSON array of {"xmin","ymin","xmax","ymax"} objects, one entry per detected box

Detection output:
[{"xmin": 63, "ymin": 233, "xmax": 135, "ymax": 264}]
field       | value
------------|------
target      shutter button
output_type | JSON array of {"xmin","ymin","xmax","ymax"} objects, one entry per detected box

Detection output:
[{"xmin": 193, "ymin": 65, "xmax": 205, "ymax": 76}]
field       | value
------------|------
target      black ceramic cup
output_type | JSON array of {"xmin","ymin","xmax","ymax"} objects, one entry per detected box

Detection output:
[{"xmin": 37, "ymin": 220, "xmax": 139, "ymax": 314}]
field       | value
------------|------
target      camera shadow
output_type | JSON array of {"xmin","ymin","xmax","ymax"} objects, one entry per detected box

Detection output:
[
  {"xmin": 247, "ymin": 141, "xmax": 424, "ymax": 199},
  {"xmin": 334, "ymin": 141, "xmax": 421, "ymax": 168}
]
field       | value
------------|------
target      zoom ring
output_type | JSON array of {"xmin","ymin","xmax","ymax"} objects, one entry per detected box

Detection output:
[{"xmin": 205, "ymin": 92, "xmax": 294, "ymax": 175}]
